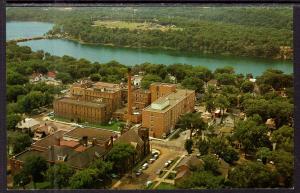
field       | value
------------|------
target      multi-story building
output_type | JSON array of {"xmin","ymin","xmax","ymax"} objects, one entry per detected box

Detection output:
[
  {"xmin": 149, "ymin": 83, "xmax": 177, "ymax": 103},
  {"xmin": 53, "ymin": 97, "xmax": 108, "ymax": 124},
  {"xmin": 70, "ymin": 81, "xmax": 122, "ymax": 113},
  {"xmin": 142, "ymin": 88, "xmax": 195, "ymax": 138},
  {"xmin": 132, "ymin": 89, "xmax": 151, "ymax": 110}
]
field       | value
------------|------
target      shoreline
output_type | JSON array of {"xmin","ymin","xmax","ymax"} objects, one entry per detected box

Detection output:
[{"xmin": 55, "ymin": 35, "xmax": 293, "ymax": 62}]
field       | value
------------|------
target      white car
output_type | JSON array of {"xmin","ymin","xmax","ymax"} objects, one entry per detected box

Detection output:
[
  {"xmin": 164, "ymin": 162, "xmax": 170, "ymax": 168},
  {"xmin": 142, "ymin": 163, "xmax": 148, "ymax": 170}
]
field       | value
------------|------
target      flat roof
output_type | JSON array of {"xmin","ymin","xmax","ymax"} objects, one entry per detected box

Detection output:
[
  {"xmin": 63, "ymin": 127, "xmax": 116, "ymax": 142},
  {"xmin": 32, "ymin": 130, "xmax": 66, "ymax": 149},
  {"xmin": 144, "ymin": 89, "xmax": 194, "ymax": 113},
  {"xmin": 56, "ymin": 97, "xmax": 106, "ymax": 108}
]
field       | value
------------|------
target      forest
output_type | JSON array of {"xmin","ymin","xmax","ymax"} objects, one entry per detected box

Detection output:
[{"xmin": 6, "ymin": 6, "xmax": 293, "ymax": 60}]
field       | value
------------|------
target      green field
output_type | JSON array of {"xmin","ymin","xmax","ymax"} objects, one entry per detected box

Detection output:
[{"xmin": 92, "ymin": 20, "xmax": 181, "ymax": 31}]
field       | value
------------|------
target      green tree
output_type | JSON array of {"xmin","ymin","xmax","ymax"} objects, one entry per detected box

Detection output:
[
  {"xmin": 271, "ymin": 125, "xmax": 293, "ymax": 152},
  {"xmin": 228, "ymin": 161, "xmax": 277, "ymax": 188},
  {"xmin": 106, "ymin": 143, "xmax": 136, "ymax": 174},
  {"xmin": 7, "ymin": 114, "xmax": 22, "ymax": 130},
  {"xmin": 202, "ymin": 154, "xmax": 220, "ymax": 175},
  {"xmin": 23, "ymin": 155, "xmax": 48, "ymax": 189},
  {"xmin": 241, "ymin": 80, "xmax": 254, "ymax": 93},
  {"xmin": 90, "ymin": 73, "xmax": 101, "ymax": 82},
  {"xmin": 13, "ymin": 169, "xmax": 31, "ymax": 189},
  {"xmin": 141, "ymin": 74, "xmax": 162, "ymax": 89},
  {"xmin": 8, "ymin": 132, "xmax": 32, "ymax": 154},
  {"xmin": 69, "ymin": 168, "xmax": 98, "ymax": 189},
  {"xmin": 46, "ymin": 163, "xmax": 75, "ymax": 188},
  {"xmin": 256, "ymin": 147, "xmax": 272, "ymax": 164},
  {"xmin": 56, "ymin": 72, "xmax": 73, "ymax": 84},
  {"xmin": 184, "ymin": 139, "xmax": 194, "ymax": 154},
  {"xmin": 197, "ymin": 139, "xmax": 210, "ymax": 155},
  {"xmin": 215, "ymin": 95, "xmax": 230, "ymax": 123},
  {"xmin": 181, "ymin": 77, "xmax": 204, "ymax": 93}
]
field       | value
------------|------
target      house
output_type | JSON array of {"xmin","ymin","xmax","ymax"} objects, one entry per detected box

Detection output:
[
  {"xmin": 175, "ymin": 155, "xmax": 203, "ymax": 185},
  {"xmin": 115, "ymin": 126, "xmax": 150, "ymax": 163},
  {"xmin": 207, "ymin": 79, "xmax": 218, "ymax": 87},
  {"xmin": 265, "ymin": 118, "xmax": 276, "ymax": 130},
  {"xmin": 33, "ymin": 122, "xmax": 58, "ymax": 141},
  {"xmin": 16, "ymin": 118, "xmax": 40, "ymax": 132},
  {"xmin": 10, "ymin": 128, "xmax": 117, "ymax": 174},
  {"xmin": 47, "ymin": 71, "xmax": 57, "ymax": 81}
]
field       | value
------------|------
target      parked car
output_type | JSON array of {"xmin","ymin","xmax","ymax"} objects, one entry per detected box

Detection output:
[
  {"xmin": 153, "ymin": 154, "xmax": 159, "ymax": 159},
  {"xmin": 167, "ymin": 160, "xmax": 173, "ymax": 164},
  {"xmin": 136, "ymin": 172, "xmax": 142, "ymax": 176},
  {"xmin": 142, "ymin": 163, "xmax": 149, "ymax": 170},
  {"xmin": 149, "ymin": 158, "xmax": 155, "ymax": 164},
  {"xmin": 156, "ymin": 169, "xmax": 162, "ymax": 175},
  {"xmin": 164, "ymin": 162, "xmax": 170, "ymax": 168},
  {"xmin": 145, "ymin": 180, "xmax": 153, "ymax": 187}
]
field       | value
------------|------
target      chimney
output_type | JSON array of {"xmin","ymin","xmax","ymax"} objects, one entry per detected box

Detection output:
[{"xmin": 127, "ymin": 68, "xmax": 133, "ymax": 124}]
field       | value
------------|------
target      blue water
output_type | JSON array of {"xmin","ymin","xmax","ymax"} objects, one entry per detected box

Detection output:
[{"xmin": 7, "ymin": 21, "xmax": 293, "ymax": 77}]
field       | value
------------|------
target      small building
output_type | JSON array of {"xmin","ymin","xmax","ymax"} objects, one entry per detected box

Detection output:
[
  {"xmin": 175, "ymin": 155, "xmax": 204, "ymax": 185},
  {"xmin": 132, "ymin": 75, "xmax": 143, "ymax": 88},
  {"xmin": 16, "ymin": 118, "xmax": 40, "ymax": 132},
  {"xmin": 33, "ymin": 122, "xmax": 58, "ymax": 141},
  {"xmin": 116, "ymin": 126, "xmax": 150, "ymax": 163},
  {"xmin": 265, "ymin": 118, "xmax": 276, "ymax": 130}
]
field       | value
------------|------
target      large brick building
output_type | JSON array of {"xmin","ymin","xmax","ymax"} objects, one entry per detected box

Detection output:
[
  {"xmin": 53, "ymin": 97, "xmax": 108, "ymax": 124},
  {"xmin": 70, "ymin": 81, "xmax": 122, "ymax": 113},
  {"xmin": 142, "ymin": 87, "xmax": 195, "ymax": 138}
]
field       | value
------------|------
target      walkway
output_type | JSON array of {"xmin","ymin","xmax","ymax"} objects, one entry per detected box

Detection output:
[{"xmin": 152, "ymin": 154, "xmax": 185, "ymax": 189}]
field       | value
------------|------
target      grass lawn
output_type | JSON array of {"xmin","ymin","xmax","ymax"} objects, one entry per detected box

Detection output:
[
  {"xmin": 52, "ymin": 115, "xmax": 124, "ymax": 132},
  {"xmin": 93, "ymin": 20, "xmax": 181, "ymax": 31},
  {"xmin": 156, "ymin": 183, "xmax": 176, "ymax": 190}
]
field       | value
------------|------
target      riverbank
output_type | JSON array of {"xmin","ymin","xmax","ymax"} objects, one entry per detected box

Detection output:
[{"xmin": 56, "ymin": 33, "xmax": 292, "ymax": 62}]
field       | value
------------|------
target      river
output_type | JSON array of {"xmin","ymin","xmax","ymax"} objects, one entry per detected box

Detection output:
[{"xmin": 6, "ymin": 21, "xmax": 293, "ymax": 77}]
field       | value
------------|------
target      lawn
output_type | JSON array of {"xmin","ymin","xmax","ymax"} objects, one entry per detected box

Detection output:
[
  {"xmin": 26, "ymin": 181, "xmax": 51, "ymax": 189},
  {"xmin": 52, "ymin": 115, "xmax": 124, "ymax": 132},
  {"xmin": 92, "ymin": 20, "xmax": 181, "ymax": 31},
  {"xmin": 156, "ymin": 183, "xmax": 176, "ymax": 190}
]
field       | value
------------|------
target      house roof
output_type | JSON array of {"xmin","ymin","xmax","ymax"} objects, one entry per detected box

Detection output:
[
  {"xmin": 144, "ymin": 89, "xmax": 194, "ymax": 113},
  {"xmin": 63, "ymin": 128, "xmax": 116, "ymax": 143},
  {"xmin": 47, "ymin": 71, "xmax": 56, "ymax": 78},
  {"xmin": 116, "ymin": 128, "xmax": 144, "ymax": 149},
  {"xmin": 176, "ymin": 155, "xmax": 203, "ymax": 169},
  {"xmin": 56, "ymin": 97, "xmax": 106, "ymax": 108},
  {"xmin": 16, "ymin": 118, "xmax": 40, "ymax": 129},
  {"xmin": 32, "ymin": 130, "xmax": 66, "ymax": 149}
]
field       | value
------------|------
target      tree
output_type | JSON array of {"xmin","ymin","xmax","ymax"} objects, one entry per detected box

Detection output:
[
  {"xmin": 7, "ymin": 85, "xmax": 28, "ymax": 102},
  {"xmin": 8, "ymin": 132, "xmax": 32, "ymax": 154},
  {"xmin": 197, "ymin": 139, "xmax": 210, "ymax": 155},
  {"xmin": 141, "ymin": 74, "xmax": 162, "ymax": 89},
  {"xmin": 176, "ymin": 112, "xmax": 207, "ymax": 139},
  {"xmin": 69, "ymin": 168, "xmax": 98, "ymax": 189},
  {"xmin": 241, "ymin": 80, "xmax": 254, "ymax": 93},
  {"xmin": 56, "ymin": 72, "xmax": 73, "ymax": 84},
  {"xmin": 256, "ymin": 147, "xmax": 272, "ymax": 164},
  {"xmin": 7, "ymin": 114, "xmax": 22, "ymax": 130},
  {"xmin": 202, "ymin": 155, "xmax": 220, "ymax": 175},
  {"xmin": 215, "ymin": 73, "xmax": 236, "ymax": 86},
  {"xmin": 228, "ymin": 161, "xmax": 278, "ymax": 188},
  {"xmin": 106, "ymin": 143, "xmax": 135, "ymax": 174},
  {"xmin": 177, "ymin": 171, "xmax": 225, "ymax": 189},
  {"xmin": 90, "ymin": 73, "xmax": 101, "ymax": 82},
  {"xmin": 89, "ymin": 159, "xmax": 113, "ymax": 187},
  {"xmin": 46, "ymin": 163, "xmax": 75, "ymax": 188},
  {"xmin": 270, "ymin": 150, "xmax": 293, "ymax": 187},
  {"xmin": 23, "ymin": 155, "xmax": 48, "ymax": 189},
  {"xmin": 181, "ymin": 77, "xmax": 204, "ymax": 93},
  {"xmin": 271, "ymin": 125, "xmax": 293, "ymax": 152},
  {"xmin": 13, "ymin": 169, "xmax": 31, "ymax": 189},
  {"xmin": 184, "ymin": 139, "xmax": 194, "ymax": 154},
  {"xmin": 7, "ymin": 71, "xmax": 29, "ymax": 85},
  {"xmin": 233, "ymin": 117, "xmax": 271, "ymax": 153},
  {"xmin": 215, "ymin": 94, "xmax": 230, "ymax": 123},
  {"xmin": 222, "ymin": 146, "xmax": 239, "ymax": 164}
]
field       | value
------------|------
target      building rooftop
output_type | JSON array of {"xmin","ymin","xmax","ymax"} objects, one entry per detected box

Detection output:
[
  {"xmin": 63, "ymin": 127, "xmax": 116, "ymax": 143},
  {"xmin": 144, "ymin": 89, "xmax": 194, "ymax": 113},
  {"xmin": 32, "ymin": 130, "xmax": 66, "ymax": 149},
  {"xmin": 16, "ymin": 118, "xmax": 40, "ymax": 129},
  {"xmin": 56, "ymin": 97, "xmax": 106, "ymax": 108}
]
